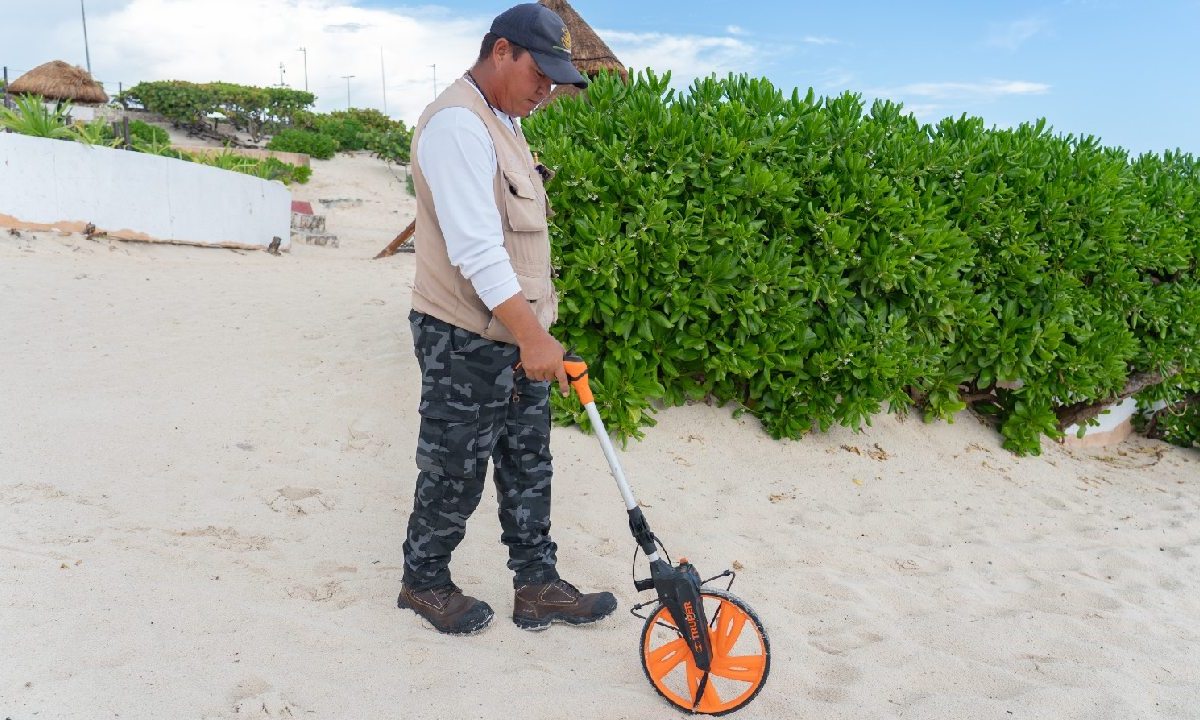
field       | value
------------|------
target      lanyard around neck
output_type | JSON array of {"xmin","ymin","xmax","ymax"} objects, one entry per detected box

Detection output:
[
  {"xmin": 464, "ymin": 72, "xmax": 520, "ymax": 139},
  {"xmin": 465, "ymin": 72, "xmax": 502, "ymax": 117}
]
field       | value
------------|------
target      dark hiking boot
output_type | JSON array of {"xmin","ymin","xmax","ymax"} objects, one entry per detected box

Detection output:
[
  {"xmin": 512, "ymin": 579, "xmax": 617, "ymax": 631},
  {"xmin": 397, "ymin": 583, "xmax": 494, "ymax": 635}
]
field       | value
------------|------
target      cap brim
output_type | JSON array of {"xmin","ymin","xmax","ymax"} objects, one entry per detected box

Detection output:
[{"xmin": 529, "ymin": 50, "xmax": 588, "ymax": 89}]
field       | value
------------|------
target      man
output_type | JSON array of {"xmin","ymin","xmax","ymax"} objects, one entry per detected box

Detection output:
[{"xmin": 397, "ymin": 3, "xmax": 617, "ymax": 635}]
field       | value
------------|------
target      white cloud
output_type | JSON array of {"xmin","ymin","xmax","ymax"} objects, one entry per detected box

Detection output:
[
  {"xmin": 864, "ymin": 79, "xmax": 1050, "ymax": 124},
  {"xmin": 602, "ymin": 30, "xmax": 760, "ymax": 90},
  {"xmin": 17, "ymin": 0, "xmax": 488, "ymax": 123},
  {"xmin": 7, "ymin": 1, "xmax": 765, "ymax": 123},
  {"xmin": 325, "ymin": 22, "xmax": 372, "ymax": 33},
  {"xmin": 901, "ymin": 103, "xmax": 943, "ymax": 120},
  {"xmin": 876, "ymin": 80, "xmax": 1051, "ymax": 101},
  {"xmin": 986, "ymin": 18, "xmax": 1048, "ymax": 50},
  {"xmin": 801, "ymin": 36, "xmax": 839, "ymax": 46},
  {"xmin": 814, "ymin": 68, "xmax": 856, "ymax": 92},
  {"xmin": 725, "ymin": 25, "xmax": 747, "ymax": 36}
]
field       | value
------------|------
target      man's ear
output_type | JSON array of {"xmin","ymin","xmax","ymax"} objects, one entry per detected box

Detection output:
[{"xmin": 492, "ymin": 37, "xmax": 512, "ymax": 63}]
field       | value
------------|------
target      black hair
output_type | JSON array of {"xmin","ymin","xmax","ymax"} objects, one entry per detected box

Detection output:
[{"xmin": 478, "ymin": 32, "xmax": 528, "ymax": 62}]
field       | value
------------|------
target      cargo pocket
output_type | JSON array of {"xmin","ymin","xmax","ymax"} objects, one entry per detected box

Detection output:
[
  {"xmin": 415, "ymin": 404, "xmax": 479, "ymax": 480},
  {"xmin": 501, "ymin": 169, "xmax": 548, "ymax": 232},
  {"xmin": 447, "ymin": 323, "xmax": 489, "ymax": 355}
]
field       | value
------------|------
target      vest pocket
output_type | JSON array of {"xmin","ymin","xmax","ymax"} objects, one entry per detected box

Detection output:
[
  {"xmin": 514, "ymin": 272, "xmax": 548, "ymax": 301},
  {"xmin": 501, "ymin": 169, "xmax": 548, "ymax": 232}
]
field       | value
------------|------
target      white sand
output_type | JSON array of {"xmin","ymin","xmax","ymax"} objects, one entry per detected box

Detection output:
[{"xmin": 2, "ymin": 152, "xmax": 1198, "ymax": 720}]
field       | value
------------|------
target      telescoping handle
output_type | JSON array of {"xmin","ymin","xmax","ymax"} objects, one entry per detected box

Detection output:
[
  {"xmin": 562, "ymin": 353, "xmax": 634, "ymax": 509},
  {"xmin": 562, "ymin": 353, "xmax": 660, "ymax": 562}
]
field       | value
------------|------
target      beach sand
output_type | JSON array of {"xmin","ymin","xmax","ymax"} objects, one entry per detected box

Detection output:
[{"xmin": 2, "ymin": 152, "xmax": 1198, "ymax": 719}]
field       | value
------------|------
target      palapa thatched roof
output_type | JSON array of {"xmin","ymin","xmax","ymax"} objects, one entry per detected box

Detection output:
[
  {"xmin": 538, "ymin": 0, "xmax": 627, "ymax": 104},
  {"xmin": 7, "ymin": 60, "xmax": 109, "ymax": 104}
]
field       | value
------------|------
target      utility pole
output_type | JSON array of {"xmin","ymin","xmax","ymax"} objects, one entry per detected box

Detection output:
[
  {"xmin": 430, "ymin": 64, "xmax": 437, "ymax": 100},
  {"xmin": 341, "ymin": 74, "xmax": 355, "ymax": 109},
  {"xmin": 80, "ymin": 0, "xmax": 92, "ymax": 75},
  {"xmin": 297, "ymin": 47, "xmax": 308, "ymax": 92},
  {"xmin": 278, "ymin": 62, "xmax": 286, "ymax": 87},
  {"xmin": 380, "ymin": 48, "xmax": 388, "ymax": 115}
]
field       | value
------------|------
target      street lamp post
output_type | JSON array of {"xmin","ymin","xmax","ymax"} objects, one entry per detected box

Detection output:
[
  {"xmin": 80, "ymin": 0, "xmax": 92, "ymax": 75},
  {"xmin": 341, "ymin": 75, "xmax": 355, "ymax": 109},
  {"xmin": 380, "ymin": 48, "xmax": 388, "ymax": 115}
]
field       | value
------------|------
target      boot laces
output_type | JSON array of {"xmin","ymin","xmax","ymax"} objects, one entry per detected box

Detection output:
[
  {"xmin": 550, "ymin": 579, "xmax": 580, "ymax": 598},
  {"xmin": 433, "ymin": 583, "xmax": 462, "ymax": 600}
]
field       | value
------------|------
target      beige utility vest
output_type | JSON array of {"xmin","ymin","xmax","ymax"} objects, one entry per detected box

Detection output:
[{"xmin": 409, "ymin": 77, "xmax": 557, "ymax": 346}]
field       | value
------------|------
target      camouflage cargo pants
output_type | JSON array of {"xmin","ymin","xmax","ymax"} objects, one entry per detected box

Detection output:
[{"xmin": 402, "ymin": 310, "xmax": 560, "ymax": 591}]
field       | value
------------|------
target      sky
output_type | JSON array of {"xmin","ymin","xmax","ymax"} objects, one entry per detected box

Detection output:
[{"xmin": 5, "ymin": 0, "xmax": 1199, "ymax": 155}]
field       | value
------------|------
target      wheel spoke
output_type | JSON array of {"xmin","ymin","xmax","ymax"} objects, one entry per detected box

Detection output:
[
  {"xmin": 709, "ymin": 653, "xmax": 766, "ymax": 684},
  {"xmin": 687, "ymin": 665, "xmax": 724, "ymax": 713},
  {"xmin": 645, "ymin": 637, "xmax": 688, "ymax": 681},
  {"xmin": 713, "ymin": 603, "xmax": 748, "ymax": 656}
]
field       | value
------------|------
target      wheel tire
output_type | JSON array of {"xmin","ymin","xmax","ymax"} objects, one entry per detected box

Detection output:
[{"xmin": 638, "ymin": 589, "xmax": 770, "ymax": 715}]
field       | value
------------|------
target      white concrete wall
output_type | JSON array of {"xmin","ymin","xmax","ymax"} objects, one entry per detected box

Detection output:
[
  {"xmin": 0, "ymin": 132, "xmax": 290, "ymax": 250},
  {"xmin": 1064, "ymin": 396, "xmax": 1139, "ymax": 436},
  {"xmin": 65, "ymin": 104, "xmax": 97, "ymax": 122}
]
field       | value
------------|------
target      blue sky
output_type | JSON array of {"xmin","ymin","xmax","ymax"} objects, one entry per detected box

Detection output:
[{"xmin": 8, "ymin": 1, "xmax": 1199, "ymax": 154}]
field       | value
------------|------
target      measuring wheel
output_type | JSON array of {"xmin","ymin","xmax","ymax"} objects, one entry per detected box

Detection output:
[
  {"xmin": 560, "ymin": 353, "xmax": 770, "ymax": 714},
  {"xmin": 639, "ymin": 589, "xmax": 770, "ymax": 715}
]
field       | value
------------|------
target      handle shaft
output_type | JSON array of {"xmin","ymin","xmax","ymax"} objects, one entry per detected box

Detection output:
[
  {"xmin": 581, "ymin": 401, "xmax": 638, "ymax": 512},
  {"xmin": 568, "ymin": 355, "xmax": 661, "ymax": 563}
]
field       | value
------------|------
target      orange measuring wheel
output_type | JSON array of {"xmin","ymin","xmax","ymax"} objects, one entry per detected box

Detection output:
[
  {"xmin": 640, "ymin": 589, "xmax": 770, "ymax": 715},
  {"xmin": 559, "ymin": 352, "xmax": 770, "ymax": 714}
]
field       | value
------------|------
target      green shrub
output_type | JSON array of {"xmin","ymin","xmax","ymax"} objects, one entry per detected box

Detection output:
[
  {"xmin": 289, "ymin": 164, "xmax": 313, "ymax": 184},
  {"xmin": 56, "ymin": 115, "xmax": 167, "ymax": 149},
  {"xmin": 1142, "ymin": 401, "xmax": 1200, "ymax": 448},
  {"xmin": 193, "ymin": 150, "xmax": 257, "ymax": 174},
  {"xmin": 120, "ymin": 81, "xmax": 314, "ymax": 140},
  {"xmin": 129, "ymin": 119, "xmax": 169, "ymax": 144},
  {"xmin": 294, "ymin": 108, "xmax": 411, "ymax": 161},
  {"xmin": 343, "ymin": 108, "xmax": 397, "ymax": 133},
  {"xmin": 524, "ymin": 70, "xmax": 1200, "ymax": 454},
  {"xmin": 256, "ymin": 156, "xmax": 310, "ymax": 184},
  {"xmin": 266, "ymin": 128, "xmax": 337, "ymax": 159},
  {"xmin": 1135, "ymin": 378, "xmax": 1200, "ymax": 448},
  {"xmin": 313, "ymin": 113, "xmax": 367, "ymax": 151},
  {"xmin": 293, "ymin": 109, "xmax": 319, "ymax": 131},
  {"xmin": 70, "ymin": 117, "xmax": 120, "ymax": 147},
  {"xmin": 188, "ymin": 151, "xmax": 310, "ymax": 185},
  {"xmin": 133, "ymin": 136, "xmax": 192, "ymax": 160},
  {"xmin": 527, "ymin": 71, "xmax": 973, "ymax": 441},
  {"xmin": 310, "ymin": 109, "xmax": 401, "ymax": 151},
  {"xmin": 363, "ymin": 124, "xmax": 413, "ymax": 164}
]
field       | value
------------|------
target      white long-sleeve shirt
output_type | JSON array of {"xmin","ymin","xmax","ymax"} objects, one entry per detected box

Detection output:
[{"xmin": 416, "ymin": 85, "xmax": 523, "ymax": 310}]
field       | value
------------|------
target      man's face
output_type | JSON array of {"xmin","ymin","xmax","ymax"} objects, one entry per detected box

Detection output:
[{"xmin": 494, "ymin": 40, "xmax": 553, "ymax": 117}]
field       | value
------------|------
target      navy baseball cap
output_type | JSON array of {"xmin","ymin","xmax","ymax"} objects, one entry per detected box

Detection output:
[{"xmin": 491, "ymin": 3, "xmax": 588, "ymax": 88}]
